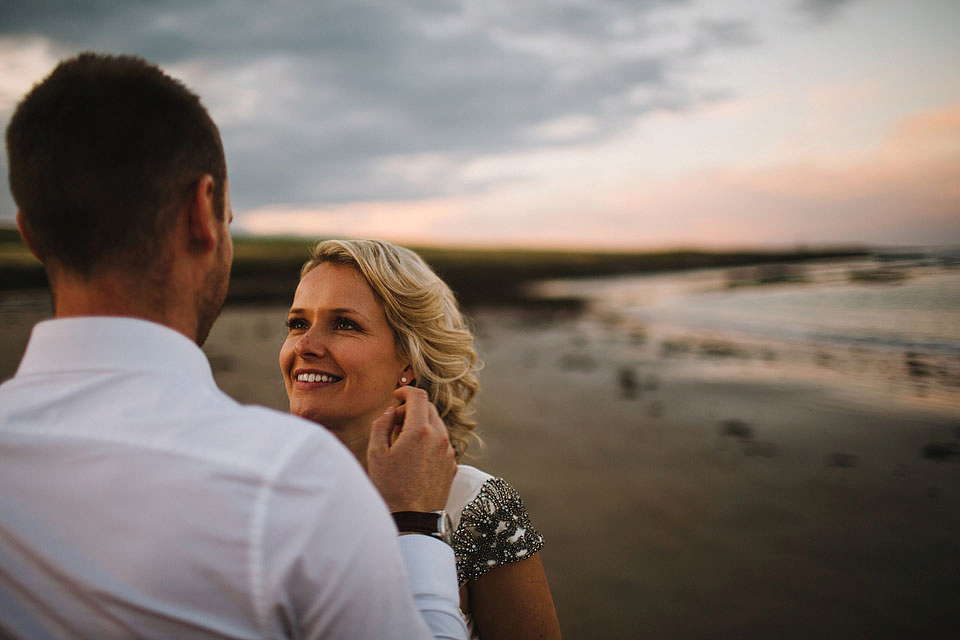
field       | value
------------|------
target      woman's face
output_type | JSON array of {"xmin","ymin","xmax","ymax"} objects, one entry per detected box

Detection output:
[{"xmin": 279, "ymin": 262, "xmax": 409, "ymax": 435}]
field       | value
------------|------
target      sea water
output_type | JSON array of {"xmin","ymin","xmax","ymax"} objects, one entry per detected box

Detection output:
[
  {"xmin": 535, "ymin": 258, "xmax": 960, "ymax": 409},
  {"xmin": 537, "ymin": 259, "xmax": 960, "ymax": 355}
]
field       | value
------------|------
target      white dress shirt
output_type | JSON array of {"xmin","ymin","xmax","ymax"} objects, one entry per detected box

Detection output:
[{"xmin": 0, "ymin": 317, "xmax": 467, "ymax": 640}]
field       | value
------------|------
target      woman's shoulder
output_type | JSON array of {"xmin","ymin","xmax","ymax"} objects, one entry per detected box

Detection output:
[
  {"xmin": 448, "ymin": 464, "xmax": 493, "ymax": 523},
  {"xmin": 454, "ymin": 464, "xmax": 494, "ymax": 494},
  {"xmin": 455, "ymin": 463, "xmax": 492, "ymax": 483},
  {"xmin": 447, "ymin": 465, "xmax": 545, "ymax": 586}
]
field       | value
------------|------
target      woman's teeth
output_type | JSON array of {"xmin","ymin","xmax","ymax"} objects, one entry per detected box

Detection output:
[{"xmin": 297, "ymin": 373, "xmax": 340, "ymax": 383}]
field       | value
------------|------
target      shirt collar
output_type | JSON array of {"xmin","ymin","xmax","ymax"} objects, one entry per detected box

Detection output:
[{"xmin": 16, "ymin": 316, "xmax": 216, "ymax": 385}]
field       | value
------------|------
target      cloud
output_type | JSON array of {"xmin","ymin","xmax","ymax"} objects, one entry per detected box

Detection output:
[
  {"xmin": 242, "ymin": 103, "xmax": 960, "ymax": 249},
  {"xmin": 881, "ymin": 105, "xmax": 960, "ymax": 162},
  {"xmin": 794, "ymin": 0, "xmax": 860, "ymax": 24},
  {"xmin": 0, "ymin": 37, "xmax": 64, "ymax": 112},
  {"xmin": 0, "ymin": 0, "xmax": 766, "ymax": 218},
  {"xmin": 1, "ymin": 0, "xmax": 952, "ymax": 250},
  {"xmin": 239, "ymin": 198, "xmax": 466, "ymax": 246},
  {"xmin": 613, "ymin": 104, "xmax": 960, "ymax": 247}
]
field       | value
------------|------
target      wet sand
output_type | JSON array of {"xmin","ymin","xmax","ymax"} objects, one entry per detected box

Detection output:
[
  {"xmin": 468, "ymin": 307, "xmax": 959, "ymax": 639},
  {"xmin": 3, "ymin": 294, "xmax": 959, "ymax": 638}
]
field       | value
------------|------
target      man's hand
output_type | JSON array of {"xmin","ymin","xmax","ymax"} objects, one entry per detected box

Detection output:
[{"xmin": 367, "ymin": 386, "xmax": 457, "ymax": 513}]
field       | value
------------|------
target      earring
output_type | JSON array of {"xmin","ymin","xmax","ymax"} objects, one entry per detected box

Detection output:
[{"xmin": 400, "ymin": 377, "xmax": 408, "ymax": 384}]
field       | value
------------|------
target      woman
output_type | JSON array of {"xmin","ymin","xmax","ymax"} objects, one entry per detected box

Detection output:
[{"xmin": 279, "ymin": 239, "xmax": 562, "ymax": 640}]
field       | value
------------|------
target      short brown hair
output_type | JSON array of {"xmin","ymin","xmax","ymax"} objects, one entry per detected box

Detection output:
[{"xmin": 6, "ymin": 52, "xmax": 226, "ymax": 275}]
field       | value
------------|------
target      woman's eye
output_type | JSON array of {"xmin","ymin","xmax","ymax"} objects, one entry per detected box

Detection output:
[
  {"xmin": 286, "ymin": 317, "xmax": 307, "ymax": 330},
  {"xmin": 334, "ymin": 317, "xmax": 358, "ymax": 331}
]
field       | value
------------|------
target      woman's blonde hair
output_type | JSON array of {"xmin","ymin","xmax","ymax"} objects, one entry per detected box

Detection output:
[{"xmin": 301, "ymin": 239, "xmax": 482, "ymax": 458}]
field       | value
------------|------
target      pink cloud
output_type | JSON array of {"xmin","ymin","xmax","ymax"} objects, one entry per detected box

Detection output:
[
  {"xmin": 617, "ymin": 104, "xmax": 960, "ymax": 247},
  {"xmin": 238, "ymin": 104, "xmax": 960, "ymax": 249}
]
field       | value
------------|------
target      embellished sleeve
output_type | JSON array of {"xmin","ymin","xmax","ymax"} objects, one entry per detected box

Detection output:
[{"xmin": 452, "ymin": 477, "xmax": 544, "ymax": 586}]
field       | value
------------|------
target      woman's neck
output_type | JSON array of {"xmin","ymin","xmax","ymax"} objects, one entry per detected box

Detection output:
[
  {"xmin": 314, "ymin": 418, "xmax": 371, "ymax": 471},
  {"xmin": 304, "ymin": 406, "xmax": 396, "ymax": 473},
  {"xmin": 338, "ymin": 429, "xmax": 370, "ymax": 471}
]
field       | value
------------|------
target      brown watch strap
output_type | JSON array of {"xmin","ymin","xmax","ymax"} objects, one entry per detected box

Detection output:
[{"xmin": 391, "ymin": 511, "xmax": 440, "ymax": 534}]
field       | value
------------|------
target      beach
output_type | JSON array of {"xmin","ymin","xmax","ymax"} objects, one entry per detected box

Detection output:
[
  {"xmin": 468, "ymin": 303, "xmax": 959, "ymax": 639},
  {"xmin": 2, "ymin": 266, "xmax": 959, "ymax": 638}
]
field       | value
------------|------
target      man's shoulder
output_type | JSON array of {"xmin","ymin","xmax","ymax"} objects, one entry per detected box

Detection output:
[
  {"xmin": 176, "ymin": 401, "xmax": 351, "ymax": 477},
  {"xmin": 220, "ymin": 402, "xmax": 320, "ymax": 441}
]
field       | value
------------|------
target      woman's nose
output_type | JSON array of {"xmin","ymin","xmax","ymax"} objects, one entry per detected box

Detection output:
[{"xmin": 294, "ymin": 328, "xmax": 327, "ymax": 358}]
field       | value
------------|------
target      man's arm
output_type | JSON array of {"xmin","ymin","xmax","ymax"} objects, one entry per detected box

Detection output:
[
  {"xmin": 261, "ymin": 417, "xmax": 465, "ymax": 640},
  {"xmin": 366, "ymin": 386, "xmax": 465, "ymax": 637},
  {"xmin": 398, "ymin": 534, "xmax": 468, "ymax": 639},
  {"xmin": 366, "ymin": 387, "xmax": 457, "ymax": 513}
]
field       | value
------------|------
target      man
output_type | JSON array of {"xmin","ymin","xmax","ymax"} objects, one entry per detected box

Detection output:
[{"xmin": 0, "ymin": 53, "xmax": 467, "ymax": 639}]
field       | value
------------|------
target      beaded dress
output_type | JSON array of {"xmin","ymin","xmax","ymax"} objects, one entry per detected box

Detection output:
[{"xmin": 445, "ymin": 465, "xmax": 544, "ymax": 639}]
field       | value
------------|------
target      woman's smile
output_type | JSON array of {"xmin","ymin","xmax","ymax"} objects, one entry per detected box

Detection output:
[
  {"xmin": 279, "ymin": 262, "xmax": 408, "ymax": 440},
  {"xmin": 293, "ymin": 370, "xmax": 343, "ymax": 386}
]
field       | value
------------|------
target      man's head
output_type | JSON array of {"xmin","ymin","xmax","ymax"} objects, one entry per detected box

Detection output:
[{"xmin": 6, "ymin": 52, "xmax": 227, "ymax": 277}]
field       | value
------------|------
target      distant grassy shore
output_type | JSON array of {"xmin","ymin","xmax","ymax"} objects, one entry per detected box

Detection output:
[{"xmin": 0, "ymin": 227, "xmax": 868, "ymax": 307}]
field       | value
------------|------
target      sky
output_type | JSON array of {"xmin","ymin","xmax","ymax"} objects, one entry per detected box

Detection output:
[{"xmin": 1, "ymin": 0, "xmax": 958, "ymax": 250}]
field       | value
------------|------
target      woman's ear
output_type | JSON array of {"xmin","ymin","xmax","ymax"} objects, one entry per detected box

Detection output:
[{"xmin": 398, "ymin": 364, "xmax": 414, "ymax": 386}]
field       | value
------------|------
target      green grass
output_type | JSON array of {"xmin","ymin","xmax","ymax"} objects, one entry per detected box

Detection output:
[{"xmin": 0, "ymin": 229, "xmax": 870, "ymax": 306}]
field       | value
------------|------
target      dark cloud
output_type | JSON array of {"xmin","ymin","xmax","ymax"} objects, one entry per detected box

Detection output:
[
  {"xmin": 1, "ymin": 0, "xmax": 762, "ymax": 217},
  {"xmin": 693, "ymin": 19, "xmax": 760, "ymax": 50},
  {"xmin": 794, "ymin": 0, "xmax": 860, "ymax": 24}
]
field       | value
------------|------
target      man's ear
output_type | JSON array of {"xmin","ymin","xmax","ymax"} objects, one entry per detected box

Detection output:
[
  {"xmin": 185, "ymin": 174, "xmax": 218, "ymax": 254},
  {"xmin": 15, "ymin": 211, "xmax": 43, "ymax": 263}
]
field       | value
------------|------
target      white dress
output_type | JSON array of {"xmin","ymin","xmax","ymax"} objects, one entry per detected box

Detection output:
[{"xmin": 445, "ymin": 464, "xmax": 544, "ymax": 639}]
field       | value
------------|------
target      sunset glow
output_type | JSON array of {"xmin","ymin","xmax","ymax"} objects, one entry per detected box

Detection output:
[{"xmin": 1, "ymin": 0, "xmax": 957, "ymax": 249}]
